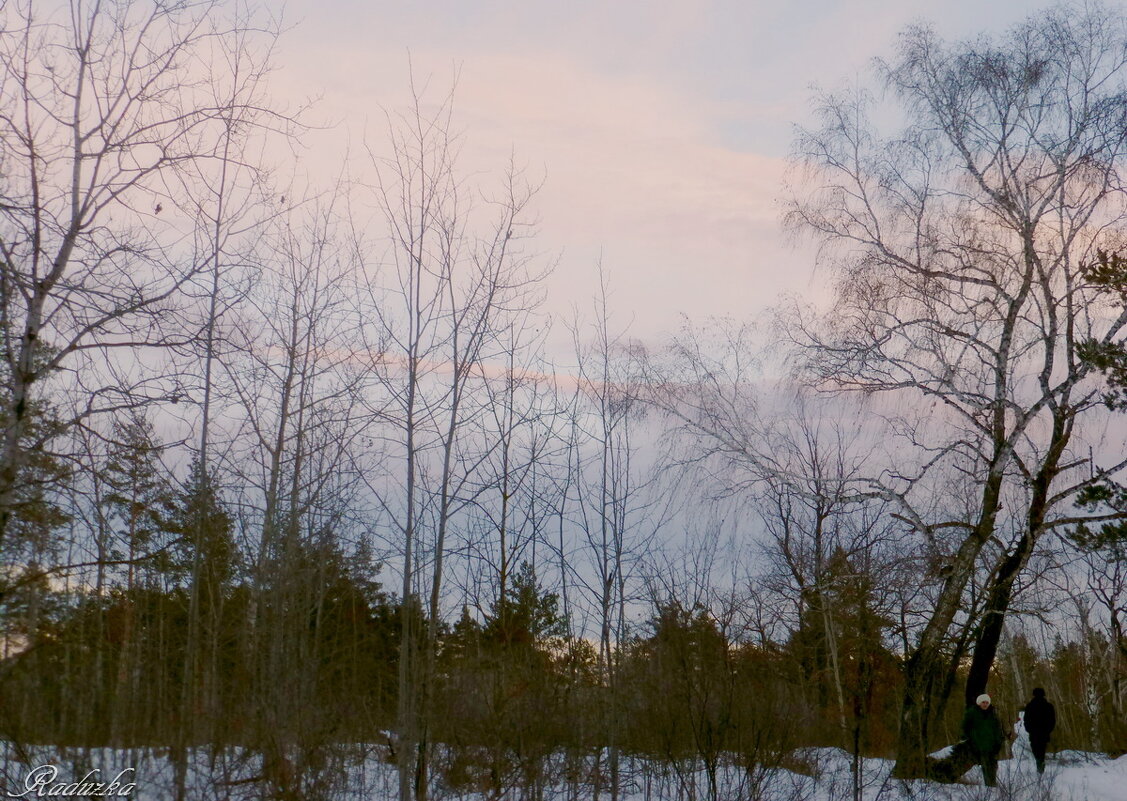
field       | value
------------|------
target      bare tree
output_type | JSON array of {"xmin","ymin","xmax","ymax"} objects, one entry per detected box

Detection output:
[
  {"xmin": 0, "ymin": 0, "xmax": 290, "ymax": 559},
  {"xmin": 783, "ymin": 2, "xmax": 1127, "ymax": 774},
  {"xmin": 219, "ymin": 193, "xmax": 368, "ymax": 786},
  {"xmin": 358, "ymin": 79, "xmax": 545, "ymax": 801},
  {"xmin": 566, "ymin": 269, "xmax": 662, "ymax": 801},
  {"xmin": 1065, "ymin": 525, "xmax": 1127, "ymax": 750},
  {"xmin": 643, "ymin": 318, "xmax": 909, "ymax": 788}
]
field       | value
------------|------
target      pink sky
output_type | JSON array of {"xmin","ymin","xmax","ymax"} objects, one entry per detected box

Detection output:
[{"xmin": 273, "ymin": 0, "xmax": 1033, "ymax": 344}]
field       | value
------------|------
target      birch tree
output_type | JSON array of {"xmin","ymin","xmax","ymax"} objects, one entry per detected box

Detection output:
[{"xmin": 784, "ymin": 2, "xmax": 1127, "ymax": 774}]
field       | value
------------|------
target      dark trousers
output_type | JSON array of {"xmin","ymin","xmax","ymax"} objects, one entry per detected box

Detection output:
[
  {"xmin": 1030, "ymin": 735, "xmax": 1050, "ymax": 773},
  {"xmin": 979, "ymin": 752, "xmax": 999, "ymax": 786}
]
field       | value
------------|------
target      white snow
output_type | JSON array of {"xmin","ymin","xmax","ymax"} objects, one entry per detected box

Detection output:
[{"xmin": 2, "ymin": 742, "xmax": 1125, "ymax": 799}]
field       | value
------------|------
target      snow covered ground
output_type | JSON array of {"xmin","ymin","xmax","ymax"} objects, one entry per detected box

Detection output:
[
  {"xmin": 2, "ymin": 742, "xmax": 1125, "ymax": 800},
  {"xmin": 799, "ymin": 748, "xmax": 1127, "ymax": 801}
]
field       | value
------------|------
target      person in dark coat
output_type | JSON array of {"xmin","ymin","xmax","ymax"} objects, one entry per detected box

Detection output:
[
  {"xmin": 963, "ymin": 693, "xmax": 1006, "ymax": 787},
  {"xmin": 1022, "ymin": 687, "xmax": 1056, "ymax": 774}
]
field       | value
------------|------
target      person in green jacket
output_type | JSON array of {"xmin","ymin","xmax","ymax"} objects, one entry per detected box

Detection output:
[{"xmin": 963, "ymin": 693, "xmax": 1007, "ymax": 787}]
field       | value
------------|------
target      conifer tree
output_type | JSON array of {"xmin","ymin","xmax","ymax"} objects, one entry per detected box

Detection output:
[{"xmin": 102, "ymin": 414, "xmax": 177, "ymax": 591}]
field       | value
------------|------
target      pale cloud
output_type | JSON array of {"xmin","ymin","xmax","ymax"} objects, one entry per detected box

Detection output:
[
  {"xmin": 272, "ymin": 0, "xmax": 1039, "ymax": 344},
  {"xmin": 279, "ymin": 42, "xmax": 810, "ymax": 340}
]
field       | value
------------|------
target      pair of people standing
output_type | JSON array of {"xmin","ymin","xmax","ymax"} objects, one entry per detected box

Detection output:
[{"xmin": 962, "ymin": 689, "xmax": 1056, "ymax": 786}]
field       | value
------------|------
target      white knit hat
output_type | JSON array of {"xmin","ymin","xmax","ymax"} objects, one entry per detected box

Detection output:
[{"xmin": 976, "ymin": 694, "xmax": 991, "ymax": 705}]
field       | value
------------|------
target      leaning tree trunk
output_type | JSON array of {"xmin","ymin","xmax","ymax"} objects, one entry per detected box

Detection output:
[{"xmin": 892, "ymin": 475, "xmax": 1003, "ymax": 778}]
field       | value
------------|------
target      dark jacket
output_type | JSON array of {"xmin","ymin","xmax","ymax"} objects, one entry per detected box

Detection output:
[
  {"xmin": 963, "ymin": 705, "xmax": 1005, "ymax": 755},
  {"xmin": 1023, "ymin": 696, "xmax": 1056, "ymax": 739}
]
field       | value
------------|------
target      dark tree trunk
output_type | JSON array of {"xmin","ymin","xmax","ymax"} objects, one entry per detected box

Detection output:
[
  {"xmin": 963, "ymin": 534, "xmax": 1034, "ymax": 707},
  {"xmin": 965, "ymin": 412, "xmax": 1068, "ymax": 705},
  {"xmin": 892, "ymin": 471, "xmax": 1004, "ymax": 777}
]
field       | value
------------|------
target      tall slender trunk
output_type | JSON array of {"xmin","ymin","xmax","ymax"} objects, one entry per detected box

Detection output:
[
  {"xmin": 174, "ymin": 115, "xmax": 235, "ymax": 801},
  {"xmin": 397, "ymin": 383, "xmax": 418, "ymax": 801},
  {"xmin": 415, "ymin": 311, "xmax": 473, "ymax": 801},
  {"xmin": 397, "ymin": 248, "xmax": 424, "ymax": 800}
]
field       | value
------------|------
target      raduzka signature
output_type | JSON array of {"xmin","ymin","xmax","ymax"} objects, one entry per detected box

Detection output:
[{"xmin": 7, "ymin": 765, "xmax": 135, "ymax": 798}]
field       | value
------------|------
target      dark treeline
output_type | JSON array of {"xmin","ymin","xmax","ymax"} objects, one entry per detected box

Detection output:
[{"xmin": 4, "ymin": 529, "xmax": 1123, "ymax": 796}]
